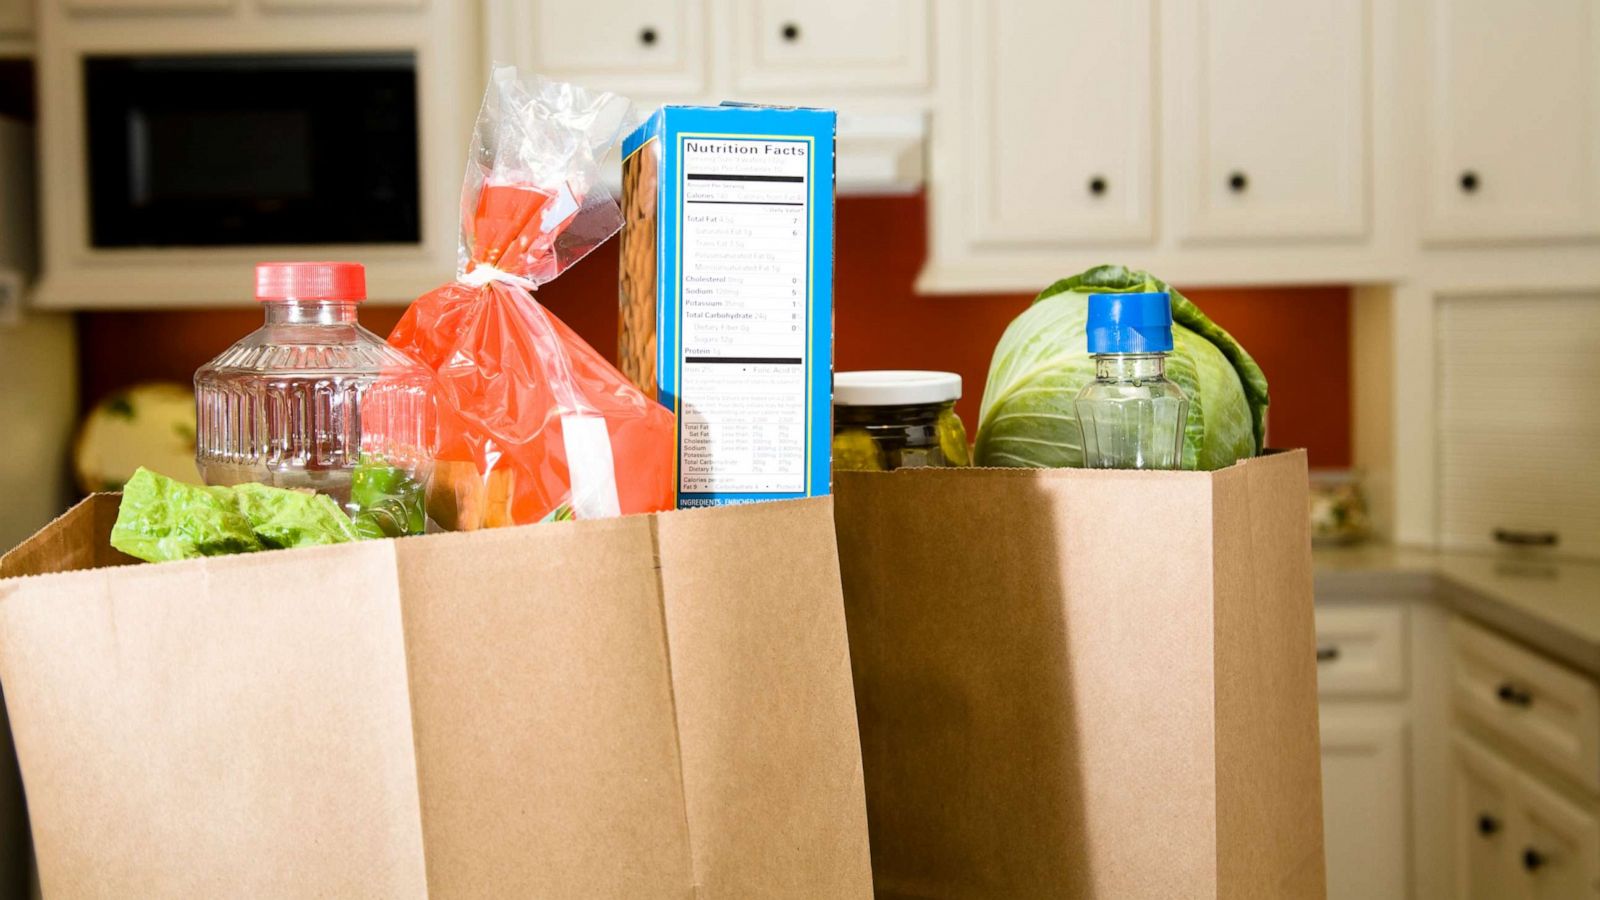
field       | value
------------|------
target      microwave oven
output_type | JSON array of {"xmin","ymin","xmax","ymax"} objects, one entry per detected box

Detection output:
[{"xmin": 83, "ymin": 52, "xmax": 419, "ymax": 249}]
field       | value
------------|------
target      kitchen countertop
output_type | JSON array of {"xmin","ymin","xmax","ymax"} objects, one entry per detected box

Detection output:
[{"xmin": 1315, "ymin": 544, "xmax": 1600, "ymax": 677}]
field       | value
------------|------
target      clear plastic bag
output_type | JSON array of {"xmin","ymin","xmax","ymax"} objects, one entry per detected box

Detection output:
[{"xmin": 387, "ymin": 67, "xmax": 674, "ymax": 528}]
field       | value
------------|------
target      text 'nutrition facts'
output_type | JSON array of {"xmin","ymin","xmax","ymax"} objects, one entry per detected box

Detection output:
[{"xmin": 678, "ymin": 137, "xmax": 811, "ymax": 494}]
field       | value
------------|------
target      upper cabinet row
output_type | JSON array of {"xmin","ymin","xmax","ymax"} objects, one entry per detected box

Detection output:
[
  {"xmin": 16, "ymin": 0, "xmax": 1600, "ymax": 301},
  {"xmin": 491, "ymin": 0, "xmax": 1600, "ymax": 291},
  {"xmin": 488, "ymin": 0, "xmax": 930, "ymax": 100},
  {"xmin": 924, "ymin": 0, "xmax": 1600, "ymax": 290}
]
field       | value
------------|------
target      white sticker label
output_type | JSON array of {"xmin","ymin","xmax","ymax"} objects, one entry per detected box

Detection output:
[{"xmin": 678, "ymin": 137, "xmax": 810, "ymax": 494}]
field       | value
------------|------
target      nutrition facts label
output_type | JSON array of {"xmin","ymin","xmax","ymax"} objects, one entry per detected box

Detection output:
[{"xmin": 678, "ymin": 136, "xmax": 811, "ymax": 495}]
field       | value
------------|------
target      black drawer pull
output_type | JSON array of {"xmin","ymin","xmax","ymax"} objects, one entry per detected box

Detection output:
[
  {"xmin": 1088, "ymin": 175, "xmax": 1107, "ymax": 196},
  {"xmin": 639, "ymin": 26, "xmax": 658, "ymax": 46},
  {"xmin": 1227, "ymin": 171, "xmax": 1248, "ymax": 193},
  {"xmin": 1494, "ymin": 528, "xmax": 1558, "ymax": 548},
  {"xmin": 1316, "ymin": 645, "xmax": 1340, "ymax": 663},
  {"xmin": 1478, "ymin": 814, "xmax": 1500, "ymax": 836},
  {"xmin": 1496, "ymin": 682, "xmax": 1533, "ymax": 707},
  {"xmin": 1460, "ymin": 170, "xmax": 1480, "ymax": 193},
  {"xmin": 781, "ymin": 22, "xmax": 801, "ymax": 42},
  {"xmin": 1523, "ymin": 847, "xmax": 1545, "ymax": 872}
]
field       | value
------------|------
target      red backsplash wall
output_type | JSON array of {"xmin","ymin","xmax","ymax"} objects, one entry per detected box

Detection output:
[{"xmin": 78, "ymin": 194, "xmax": 1351, "ymax": 466}]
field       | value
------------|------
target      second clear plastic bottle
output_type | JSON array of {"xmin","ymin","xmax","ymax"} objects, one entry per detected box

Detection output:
[{"xmin": 1074, "ymin": 292, "xmax": 1189, "ymax": 470}]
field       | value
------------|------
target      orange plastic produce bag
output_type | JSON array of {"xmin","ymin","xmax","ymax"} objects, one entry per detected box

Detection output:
[{"xmin": 388, "ymin": 68, "xmax": 673, "ymax": 528}]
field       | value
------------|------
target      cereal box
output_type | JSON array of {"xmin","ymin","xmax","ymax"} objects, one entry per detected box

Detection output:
[{"xmin": 620, "ymin": 105, "xmax": 836, "ymax": 508}]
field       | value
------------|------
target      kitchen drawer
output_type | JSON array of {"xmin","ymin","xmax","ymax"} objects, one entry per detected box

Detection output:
[
  {"xmin": 1451, "ymin": 617, "xmax": 1600, "ymax": 792},
  {"xmin": 731, "ymin": 0, "xmax": 928, "ymax": 93},
  {"xmin": 1315, "ymin": 605, "xmax": 1407, "ymax": 698}
]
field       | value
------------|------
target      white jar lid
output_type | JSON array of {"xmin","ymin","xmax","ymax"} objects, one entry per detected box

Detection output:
[{"xmin": 834, "ymin": 370, "xmax": 962, "ymax": 406}]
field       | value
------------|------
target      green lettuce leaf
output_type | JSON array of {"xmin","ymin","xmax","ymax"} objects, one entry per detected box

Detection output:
[
  {"xmin": 111, "ymin": 468, "xmax": 264, "ymax": 562},
  {"xmin": 111, "ymin": 468, "xmax": 368, "ymax": 563},
  {"xmin": 231, "ymin": 483, "xmax": 361, "ymax": 550}
]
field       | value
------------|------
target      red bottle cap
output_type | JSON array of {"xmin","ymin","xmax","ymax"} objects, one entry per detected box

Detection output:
[{"xmin": 255, "ymin": 262, "xmax": 367, "ymax": 302}]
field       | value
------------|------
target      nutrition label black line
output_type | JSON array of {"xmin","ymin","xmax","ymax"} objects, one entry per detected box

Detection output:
[
  {"xmin": 685, "ymin": 356, "xmax": 803, "ymax": 365},
  {"xmin": 685, "ymin": 200, "xmax": 805, "ymax": 206},
  {"xmin": 686, "ymin": 173, "xmax": 805, "ymax": 183}
]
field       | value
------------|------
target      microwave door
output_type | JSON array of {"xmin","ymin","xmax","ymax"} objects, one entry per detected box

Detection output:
[{"xmin": 85, "ymin": 53, "xmax": 420, "ymax": 249}]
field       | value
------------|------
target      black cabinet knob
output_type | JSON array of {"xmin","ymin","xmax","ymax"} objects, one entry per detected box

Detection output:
[
  {"xmin": 1460, "ymin": 170, "xmax": 1480, "ymax": 193},
  {"xmin": 1477, "ymin": 814, "xmax": 1500, "ymax": 836},
  {"xmin": 781, "ymin": 22, "xmax": 801, "ymax": 42},
  {"xmin": 1088, "ymin": 175, "xmax": 1107, "ymax": 196},
  {"xmin": 1523, "ymin": 847, "xmax": 1546, "ymax": 871},
  {"xmin": 1316, "ymin": 645, "xmax": 1340, "ymax": 663},
  {"xmin": 1497, "ymin": 682, "xmax": 1533, "ymax": 707},
  {"xmin": 639, "ymin": 26, "xmax": 658, "ymax": 46},
  {"xmin": 1227, "ymin": 171, "xmax": 1248, "ymax": 193}
]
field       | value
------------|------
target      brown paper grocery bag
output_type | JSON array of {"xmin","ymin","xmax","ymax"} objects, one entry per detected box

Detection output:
[
  {"xmin": 0, "ymin": 496, "xmax": 871, "ymax": 898},
  {"xmin": 834, "ymin": 451, "xmax": 1325, "ymax": 899}
]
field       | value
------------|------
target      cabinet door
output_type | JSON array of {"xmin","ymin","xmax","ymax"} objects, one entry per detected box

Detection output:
[
  {"xmin": 1453, "ymin": 733, "xmax": 1522, "ymax": 900},
  {"xmin": 732, "ymin": 0, "xmax": 927, "ymax": 93},
  {"xmin": 1422, "ymin": 0, "xmax": 1600, "ymax": 242},
  {"xmin": 1321, "ymin": 709, "xmax": 1408, "ymax": 900},
  {"xmin": 963, "ymin": 0, "xmax": 1153, "ymax": 247},
  {"xmin": 1516, "ymin": 772, "xmax": 1600, "ymax": 900},
  {"xmin": 486, "ymin": 0, "xmax": 707, "ymax": 98},
  {"xmin": 1172, "ymin": 0, "xmax": 1369, "ymax": 241},
  {"xmin": 1437, "ymin": 295, "xmax": 1600, "ymax": 562}
]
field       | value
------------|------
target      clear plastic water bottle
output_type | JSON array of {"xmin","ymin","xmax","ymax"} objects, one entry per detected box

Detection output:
[
  {"xmin": 1074, "ymin": 292, "xmax": 1189, "ymax": 469},
  {"xmin": 195, "ymin": 262, "xmax": 433, "ymax": 533}
]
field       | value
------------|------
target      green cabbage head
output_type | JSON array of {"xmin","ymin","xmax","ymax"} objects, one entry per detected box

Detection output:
[{"xmin": 974, "ymin": 265, "xmax": 1269, "ymax": 471}]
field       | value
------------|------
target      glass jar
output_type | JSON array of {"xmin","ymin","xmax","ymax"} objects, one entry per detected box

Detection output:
[
  {"xmin": 833, "ymin": 371, "xmax": 970, "ymax": 471},
  {"xmin": 194, "ymin": 262, "xmax": 434, "ymax": 536}
]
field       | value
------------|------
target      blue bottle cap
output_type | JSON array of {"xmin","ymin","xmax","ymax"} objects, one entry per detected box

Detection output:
[{"xmin": 1086, "ymin": 292, "xmax": 1175, "ymax": 354}]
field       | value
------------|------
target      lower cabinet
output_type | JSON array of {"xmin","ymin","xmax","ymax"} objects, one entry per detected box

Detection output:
[
  {"xmin": 1452, "ymin": 730, "xmax": 1600, "ymax": 899},
  {"xmin": 1452, "ymin": 733, "xmax": 1526, "ymax": 899},
  {"xmin": 1322, "ymin": 710, "xmax": 1410, "ymax": 899},
  {"xmin": 1316, "ymin": 602, "xmax": 1414, "ymax": 899}
]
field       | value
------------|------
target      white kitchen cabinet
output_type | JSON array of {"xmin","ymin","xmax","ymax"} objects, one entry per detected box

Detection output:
[
  {"xmin": 486, "ymin": 0, "xmax": 708, "ymax": 98},
  {"xmin": 957, "ymin": 0, "xmax": 1154, "ymax": 248},
  {"xmin": 1450, "ymin": 616, "xmax": 1600, "ymax": 792},
  {"xmin": 1452, "ymin": 731, "xmax": 1600, "ymax": 900},
  {"xmin": 1519, "ymin": 772, "xmax": 1600, "ymax": 900},
  {"xmin": 1316, "ymin": 605, "xmax": 1408, "ymax": 698},
  {"xmin": 1453, "ymin": 733, "xmax": 1523, "ymax": 900},
  {"xmin": 1170, "ymin": 0, "xmax": 1369, "ymax": 242},
  {"xmin": 1321, "ymin": 709, "xmax": 1410, "ymax": 900},
  {"xmin": 1422, "ymin": 0, "xmax": 1600, "ymax": 242},
  {"xmin": 730, "ymin": 0, "xmax": 928, "ymax": 93},
  {"xmin": 1436, "ymin": 293, "xmax": 1600, "ymax": 561}
]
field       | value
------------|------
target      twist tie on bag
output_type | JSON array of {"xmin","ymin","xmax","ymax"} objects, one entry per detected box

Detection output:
[{"xmin": 458, "ymin": 264, "xmax": 541, "ymax": 293}]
